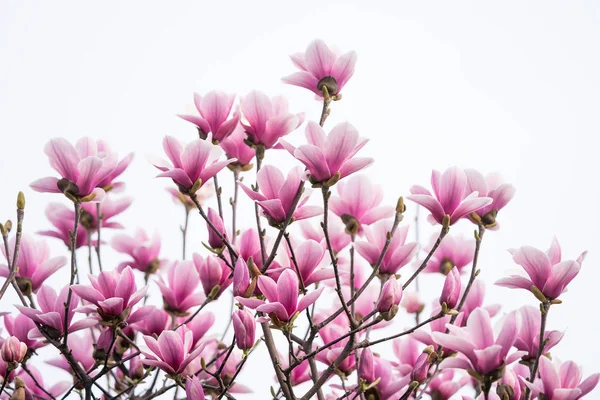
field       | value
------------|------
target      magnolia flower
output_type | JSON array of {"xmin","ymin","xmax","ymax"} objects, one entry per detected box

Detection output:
[
  {"xmin": 412, "ymin": 307, "xmax": 464, "ymax": 351},
  {"xmin": 204, "ymin": 208, "xmax": 227, "ymax": 249},
  {"xmin": 465, "ymin": 169, "xmax": 515, "ymax": 228},
  {"xmin": 38, "ymin": 203, "xmax": 89, "ymax": 249},
  {"xmin": 1, "ymin": 336, "xmax": 27, "ymax": 364},
  {"xmin": 16, "ymin": 286, "xmax": 95, "ymax": 340},
  {"xmin": 178, "ymin": 90, "xmax": 239, "ymax": 142},
  {"xmin": 79, "ymin": 194, "xmax": 133, "ymax": 230},
  {"xmin": 495, "ymin": 237, "xmax": 586, "ymax": 301},
  {"xmin": 411, "ymin": 352, "xmax": 431, "ymax": 383},
  {"xmin": 428, "ymin": 370, "xmax": 470, "ymax": 400},
  {"xmin": 30, "ymin": 137, "xmax": 121, "ymax": 200},
  {"xmin": 141, "ymin": 329, "xmax": 206, "ymax": 376},
  {"xmin": 3, "ymin": 313, "xmax": 45, "ymax": 351},
  {"xmin": 353, "ymin": 349, "xmax": 411, "ymax": 399},
  {"xmin": 316, "ymin": 319, "xmax": 356, "ymax": 375},
  {"xmin": 280, "ymin": 355, "xmax": 312, "ymax": 386},
  {"xmin": 151, "ymin": 135, "xmax": 235, "ymax": 192},
  {"xmin": 233, "ymin": 308, "xmax": 256, "ymax": 350},
  {"xmin": 355, "ymin": 222, "xmax": 418, "ymax": 275},
  {"xmin": 515, "ymin": 305, "xmax": 564, "ymax": 360},
  {"xmin": 523, "ymin": 357, "xmax": 599, "ymax": 400},
  {"xmin": 0, "ymin": 234, "xmax": 65, "ymax": 294},
  {"xmin": 193, "ymin": 253, "xmax": 232, "ymax": 298},
  {"xmin": 440, "ymin": 267, "xmax": 461, "ymax": 310},
  {"xmin": 240, "ymin": 165, "xmax": 321, "ymax": 224},
  {"xmin": 219, "ymin": 124, "xmax": 256, "ymax": 169},
  {"xmin": 240, "ymin": 91, "xmax": 304, "ymax": 149},
  {"xmin": 280, "ymin": 121, "xmax": 373, "ymax": 185},
  {"xmin": 358, "ymin": 348, "xmax": 376, "ymax": 384},
  {"xmin": 16, "ymin": 365, "xmax": 70, "ymax": 399},
  {"xmin": 377, "ymin": 276, "xmax": 403, "ymax": 320},
  {"xmin": 135, "ymin": 306, "xmax": 171, "ymax": 337},
  {"xmin": 236, "ymin": 269, "xmax": 323, "ymax": 323},
  {"xmin": 47, "ymin": 332, "xmax": 96, "ymax": 374},
  {"xmin": 401, "ymin": 291, "xmax": 425, "ymax": 315},
  {"xmin": 156, "ymin": 261, "xmax": 205, "ymax": 315},
  {"xmin": 407, "ymin": 167, "xmax": 493, "ymax": 225},
  {"xmin": 282, "ymin": 39, "xmax": 357, "ymax": 97},
  {"xmin": 186, "ymin": 375, "xmax": 206, "ymax": 400},
  {"xmin": 71, "ymin": 266, "xmax": 148, "ymax": 324},
  {"xmin": 421, "ymin": 233, "xmax": 474, "ymax": 275},
  {"xmin": 180, "ymin": 311, "xmax": 215, "ymax": 349},
  {"xmin": 432, "ymin": 308, "xmax": 522, "ymax": 377},
  {"xmin": 279, "ymin": 238, "xmax": 333, "ymax": 286},
  {"xmin": 112, "ymin": 228, "xmax": 162, "ymax": 274},
  {"xmin": 298, "ymin": 217, "xmax": 351, "ymax": 254},
  {"xmin": 459, "ymin": 280, "xmax": 501, "ymax": 324},
  {"xmin": 329, "ymin": 175, "xmax": 394, "ymax": 236}
]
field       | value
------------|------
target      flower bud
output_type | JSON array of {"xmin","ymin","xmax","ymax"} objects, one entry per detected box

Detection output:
[
  {"xmin": 358, "ymin": 348, "xmax": 376, "ymax": 384},
  {"xmin": 186, "ymin": 375, "xmax": 205, "ymax": 400},
  {"xmin": 1, "ymin": 336, "xmax": 27, "ymax": 366},
  {"xmin": 233, "ymin": 308, "xmax": 256, "ymax": 351},
  {"xmin": 401, "ymin": 291, "xmax": 425, "ymax": 314},
  {"xmin": 206, "ymin": 207, "xmax": 227, "ymax": 249},
  {"xmin": 233, "ymin": 258, "xmax": 250, "ymax": 297},
  {"xmin": 410, "ymin": 352, "xmax": 430, "ymax": 383},
  {"xmin": 377, "ymin": 276, "xmax": 403, "ymax": 321},
  {"xmin": 440, "ymin": 267, "xmax": 461, "ymax": 310}
]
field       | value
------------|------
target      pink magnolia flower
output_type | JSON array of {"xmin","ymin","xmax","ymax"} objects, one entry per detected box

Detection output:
[
  {"xmin": 459, "ymin": 280, "xmax": 501, "ymax": 325},
  {"xmin": 353, "ymin": 351, "xmax": 410, "ymax": 398},
  {"xmin": 219, "ymin": 124, "xmax": 256, "ymax": 168},
  {"xmin": 3, "ymin": 313, "xmax": 45, "ymax": 351},
  {"xmin": 427, "ymin": 370, "xmax": 470, "ymax": 400},
  {"xmin": 315, "ymin": 319, "xmax": 356, "ymax": 375},
  {"xmin": 156, "ymin": 261, "xmax": 205, "ymax": 315},
  {"xmin": 407, "ymin": 167, "xmax": 493, "ymax": 225},
  {"xmin": 440, "ymin": 267, "xmax": 461, "ymax": 310},
  {"xmin": 166, "ymin": 181, "xmax": 214, "ymax": 210},
  {"xmin": 204, "ymin": 208, "xmax": 227, "ymax": 249},
  {"xmin": 392, "ymin": 336, "xmax": 422, "ymax": 374},
  {"xmin": 233, "ymin": 257, "xmax": 254, "ymax": 298},
  {"xmin": 411, "ymin": 352, "xmax": 431, "ymax": 383},
  {"xmin": 401, "ymin": 291, "xmax": 425, "ymax": 315},
  {"xmin": 16, "ymin": 365, "xmax": 70, "ymax": 399},
  {"xmin": 282, "ymin": 39, "xmax": 357, "ymax": 97},
  {"xmin": 515, "ymin": 305, "xmax": 563, "ymax": 360},
  {"xmin": 329, "ymin": 175, "xmax": 394, "ymax": 236},
  {"xmin": 377, "ymin": 275, "xmax": 403, "ymax": 320},
  {"xmin": 358, "ymin": 348, "xmax": 376, "ymax": 384},
  {"xmin": 193, "ymin": 253, "xmax": 232, "ymax": 298},
  {"xmin": 112, "ymin": 228, "xmax": 162, "ymax": 274},
  {"xmin": 180, "ymin": 311, "xmax": 215, "ymax": 349},
  {"xmin": 240, "ymin": 90, "xmax": 303, "ymax": 149},
  {"xmin": 233, "ymin": 308, "xmax": 256, "ymax": 350},
  {"xmin": 523, "ymin": 357, "xmax": 600, "ymax": 400},
  {"xmin": 135, "ymin": 306, "xmax": 171, "ymax": 336},
  {"xmin": 465, "ymin": 169, "xmax": 515, "ymax": 228},
  {"xmin": 71, "ymin": 266, "xmax": 148, "ymax": 324},
  {"xmin": 47, "ymin": 332, "xmax": 96, "ymax": 374},
  {"xmin": 412, "ymin": 307, "xmax": 463, "ymax": 351},
  {"xmin": 280, "ymin": 355, "xmax": 312, "ymax": 386},
  {"xmin": 16, "ymin": 286, "xmax": 95, "ymax": 340},
  {"xmin": 298, "ymin": 217, "xmax": 351, "ymax": 254},
  {"xmin": 422, "ymin": 233, "xmax": 474, "ymax": 274},
  {"xmin": 498, "ymin": 364, "xmax": 529, "ymax": 400},
  {"xmin": 151, "ymin": 135, "xmax": 235, "ymax": 192},
  {"xmin": 30, "ymin": 137, "xmax": 120, "ymax": 199},
  {"xmin": 236, "ymin": 269, "xmax": 323, "ymax": 323},
  {"xmin": 141, "ymin": 328, "xmax": 206, "ymax": 376},
  {"xmin": 1, "ymin": 336, "xmax": 27, "ymax": 364},
  {"xmin": 355, "ymin": 221, "xmax": 418, "ymax": 275},
  {"xmin": 495, "ymin": 238, "xmax": 586, "ymax": 300},
  {"xmin": 178, "ymin": 90, "xmax": 239, "ymax": 142},
  {"xmin": 280, "ymin": 121, "xmax": 373, "ymax": 185},
  {"xmin": 279, "ymin": 238, "xmax": 333, "ymax": 286},
  {"xmin": 186, "ymin": 375, "xmax": 206, "ymax": 400},
  {"xmin": 432, "ymin": 308, "xmax": 522, "ymax": 376},
  {"xmin": 38, "ymin": 203, "xmax": 89, "ymax": 249},
  {"xmin": 79, "ymin": 194, "xmax": 133, "ymax": 230},
  {"xmin": 0, "ymin": 234, "xmax": 66, "ymax": 294},
  {"xmin": 240, "ymin": 165, "xmax": 321, "ymax": 225}
]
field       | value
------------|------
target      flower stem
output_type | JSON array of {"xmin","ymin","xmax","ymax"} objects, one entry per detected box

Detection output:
[
  {"xmin": 63, "ymin": 201, "xmax": 81, "ymax": 346},
  {"xmin": 525, "ymin": 301, "xmax": 551, "ymax": 400}
]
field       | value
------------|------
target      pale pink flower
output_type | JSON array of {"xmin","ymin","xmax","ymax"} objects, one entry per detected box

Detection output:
[
  {"xmin": 236, "ymin": 269, "xmax": 323, "ymax": 323},
  {"xmin": 412, "ymin": 307, "xmax": 463, "ymax": 351},
  {"xmin": 178, "ymin": 91, "xmax": 239, "ymax": 142},
  {"xmin": 401, "ymin": 291, "xmax": 425, "ymax": 315},
  {"xmin": 186, "ymin": 375, "xmax": 206, "ymax": 400},
  {"xmin": 233, "ymin": 257, "xmax": 253, "ymax": 298},
  {"xmin": 135, "ymin": 306, "xmax": 170, "ymax": 337},
  {"xmin": 428, "ymin": 370, "xmax": 470, "ymax": 400},
  {"xmin": 79, "ymin": 194, "xmax": 133, "ymax": 230},
  {"xmin": 432, "ymin": 308, "xmax": 522, "ymax": 376},
  {"xmin": 233, "ymin": 308, "xmax": 256, "ymax": 350},
  {"xmin": 180, "ymin": 311, "xmax": 215, "ymax": 349},
  {"xmin": 239, "ymin": 165, "xmax": 321, "ymax": 224},
  {"xmin": 156, "ymin": 261, "xmax": 205, "ymax": 315},
  {"xmin": 94, "ymin": 140, "xmax": 134, "ymax": 191},
  {"xmin": 282, "ymin": 39, "xmax": 357, "ymax": 97},
  {"xmin": 3, "ymin": 313, "xmax": 44, "ymax": 351},
  {"xmin": 498, "ymin": 364, "xmax": 529, "ymax": 400},
  {"xmin": 440, "ymin": 267, "xmax": 461, "ymax": 309},
  {"xmin": 240, "ymin": 91, "xmax": 304, "ymax": 149},
  {"xmin": 465, "ymin": 169, "xmax": 515, "ymax": 228},
  {"xmin": 30, "ymin": 137, "xmax": 122, "ymax": 199},
  {"xmin": 46, "ymin": 332, "xmax": 96, "ymax": 374},
  {"xmin": 411, "ymin": 352, "xmax": 431, "ymax": 383},
  {"xmin": 459, "ymin": 280, "xmax": 501, "ymax": 324},
  {"xmin": 522, "ymin": 357, "xmax": 599, "ymax": 400},
  {"xmin": 407, "ymin": 167, "xmax": 493, "ymax": 225},
  {"xmin": 193, "ymin": 253, "xmax": 232, "ymax": 298},
  {"xmin": 71, "ymin": 266, "xmax": 149, "ymax": 324},
  {"xmin": 38, "ymin": 203, "xmax": 89, "ymax": 249},
  {"xmin": 495, "ymin": 237, "xmax": 586, "ymax": 300},
  {"xmin": 0, "ymin": 234, "xmax": 65, "ymax": 294},
  {"xmin": 151, "ymin": 135, "xmax": 235, "ymax": 191},
  {"xmin": 315, "ymin": 319, "xmax": 356, "ymax": 375},
  {"xmin": 515, "ymin": 305, "xmax": 564, "ymax": 360},
  {"xmin": 141, "ymin": 328, "xmax": 206, "ymax": 376},
  {"xmin": 0, "ymin": 336, "xmax": 27, "ymax": 364},
  {"xmin": 279, "ymin": 238, "xmax": 333, "ymax": 286},
  {"xmin": 354, "ymin": 352, "xmax": 410, "ymax": 399},
  {"xmin": 112, "ymin": 228, "xmax": 162, "ymax": 274},
  {"xmin": 16, "ymin": 286, "xmax": 95, "ymax": 340},
  {"xmin": 166, "ymin": 181, "xmax": 214, "ymax": 210},
  {"xmin": 219, "ymin": 124, "xmax": 255, "ymax": 168},
  {"xmin": 298, "ymin": 218, "xmax": 350, "ymax": 254},
  {"xmin": 16, "ymin": 365, "xmax": 70, "ymax": 399},
  {"xmin": 377, "ymin": 275, "xmax": 403, "ymax": 320},
  {"xmin": 329, "ymin": 175, "xmax": 394, "ymax": 235},
  {"xmin": 205, "ymin": 208, "xmax": 227, "ymax": 249},
  {"xmin": 421, "ymin": 233, "xmax": 474, "ymax": 274},
  {"xmin": 280, "ymin": 121, "xmax": 373, "ymax": 185},
  {"xmin": 355, "ymin": 221, "xmax": 418, "ymax": 275},
  {"xmin": 279, "ymin": 355, "xmax": 312, "ymax": 386},
  {"xmin": 358, "ymin": 348, "xmax": 376, "ymax": 384}
]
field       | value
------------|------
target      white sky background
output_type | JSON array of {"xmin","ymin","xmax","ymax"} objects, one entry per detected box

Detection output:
[{"xmin": 1, "ymin": 1, "xmax": 599, "ymax": 398}]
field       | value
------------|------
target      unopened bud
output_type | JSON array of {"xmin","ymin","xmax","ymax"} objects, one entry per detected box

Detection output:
[
  {"xmin": 442, "ymin": 214, "xmax": 451, "ymax": 231},
  {"xmin": 396, "ymin": 197, "xmax": 406, "ymax": 214},
  {"xmin": 16, "ymin": 192, "xmax": 25, "ymax": 210}
]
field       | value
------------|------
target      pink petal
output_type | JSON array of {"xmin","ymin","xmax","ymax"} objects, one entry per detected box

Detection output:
[
  {"xmin": 466, "ymin": 308, "xmax": 495, "ymax": 349},
  {"xmin": 331, "ymin": 51, "xmax": 357, "ymax": 90},
  {"xmin": 304, "ymin": 39, "xmax": 335, "ymax": 78},
  {"xmin": 324, "ymin": 122, "xmax": 359, "ymax": 173},
  {"xmin": 297, "ymin": 286, "xmax": 324, "ymax": 313},
  {"xmin": 71, "ymin": 285, "xmax": 104, "ymax": 305},
  {"xmin": 494, "ymin": 275, "xmax": 533, "ymax": 290},
  {"xmin": 181, "ymin": 140, "xmax": 214, "ymax": 183},
  {"xmin": 294, "ymin": 145, "xmax": 331, "ymax": 182},
  {"xmin": 258, "ymin": 199, "xmax": 287, "ymax": 222},
  {"xmin": 198, "ymin": 91, "xmax": 234, "ymax": 134},
  {"xmin": 276, "ymin": 269, "xmax": 299, "ymax": 316},
  {"xmin": 449, "ymin": 194, "xmax": 493, "ymax": 224},
  {"xmin": 44, "ymin": 138, "xmax": 80, "ymax": 181},
  {"xmin": 257, "ymin": 165, "xmax": 285, "ymax": 199},
  {"xmin": 512, "ymin": 246, "xmax": 552, "ymax": 289},
  {"xmin": 339, "ymin": 157, "xmax": 374, "ymax": 179},
  {"xmin": 256, "ymin": 302, "xmax": 290, "ymax": 322},
  {"xmin": 30, "ymin": 177, "xmax": 61, "ymax": 193},
  {"xmin": 162, "ymin": 136, "xmax": 184, "ymax": 168},
  {"xmin": 257, "ymin": 276, "xmax": 279, "ymax": 303},
  {"xmin": 241, "ymin": 90, "xmax": 272, "ymax": 135},
  {"xmin": 156, "ymin": 168, "xmax": 193, "ymax": 190},
  {"xmin": 406, "ymin": 194, "xmax": 445, "ymax": 224},
  {"xmin": 282, "ymin": 71, "xmax": 319, "ymax": 94}
]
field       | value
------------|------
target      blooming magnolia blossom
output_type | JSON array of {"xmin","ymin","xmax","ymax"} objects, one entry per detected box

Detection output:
[
  {"xmin": 281, "ymin": 121, "xmax": 373, "ymax": 185},
  {"xmin": 79, "ymin": 194, "xmax": 133, "ymax": 230},
  {"xmin": 3, "ymin": 313, "xmax": 45, "ymax": 352},
  {"xmin": 151, "ymin": 135, "xmax": 235, "ymax": 192},
  {"xmin": 178, "ymin": 90, "xmax": 239, "ymax": 142},
  {"xmin": 495, "ymin": 237, "xmax": 586, "ymax": 300},
  {"xmin": 354, "ymin": 348, "xmax": 411, "ymax": 398},
  {"xmin": 1, "ymin": 336, "xmax": 27, "ymax": 364},
  {"xmin": 156, "ymin": 260, "xmax": 205, "ymax": 315},
  {"xmin": 240, "ymin": 165, "xmax": 321, "ymax": 224},
  {"xmin": 355, "ymin": 221, "xmax": 417, "ymax": 275},
  {"xmin": 16, "ymin": 365, "xmax": 70, "ymax": 399},
  {"xmin": 278, "ymin": 238, "xmax": 334, "ymax": 286},
  {"xmin": 298, "ymin": 217, "xmax": 351, "ymax": 254},
  {"xmin": 421, "ymin": 233, "xmax": 474, "ymax": 275},
  {"xmin": 186, "ymin": 375, "xmax": 206, "ymax": 400},
  {"xmin": 0, "ymin": 234, "xmax": 66, "ymax": 294},
  {"xmin": 135, "ymin": 306, "xmax": 170, "ymax": 337},
  {"xmin": 240, "ymin": 90, "xmax": 304, "ymax": 149},
  {"xmin": 515, "ymin": 305, "xmax": 564, "ymax": 360},
  {"xmin": 523, "ymin": 357, "xmax": 600, "ymax": 400},
  {"xmin": 282, "ymin": 39, "xmax": 357, "ymax": 97},
  {"xmin": 233, "ymin": 308, "xmax": 256, "ymax": 350},
  {"xmin": 377, "ymin": 275, "xmax": 403, "ymax": 320},
  {"xmin": 112, "ymin": 228, "xmax": 162, "ymax": 274},
  {"xmin": 329, "ymin": 175, "xmax": 394, "ymax": 235},
  {"xmin": 47, "ymin": 332, "xmax": 96, "ymax": 374},
  {"xmin": 237, "ymin": 269, "xmax": 323, "ymax": 323},
  {"xmin": 427, "ymin": 370, "xmax": 470, "ymax": 400},
  {"xmin": 30, "ymin": 137, "xmax": 122, "ymax": 199},
  {"xmin": 141, "ymin": 328, "xmax": 206, "ymax": 376},
  {"xmin": 38, "ymin": 202, "xmax": 89, "ymax": 249},
  {"xmin": 219, "ymin": 124, "xmax": 256, "ymax": 168},
  {"xmin": 407, "ymin": 167, "xmax": 493, "ymax": 225},
  {"xmin": 464, "ymin": 169, "xmax": 515, "ymax": 228},
  {"xmin": 193, "ymin": 253, "xmax": 232, "ymax": 298}
]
